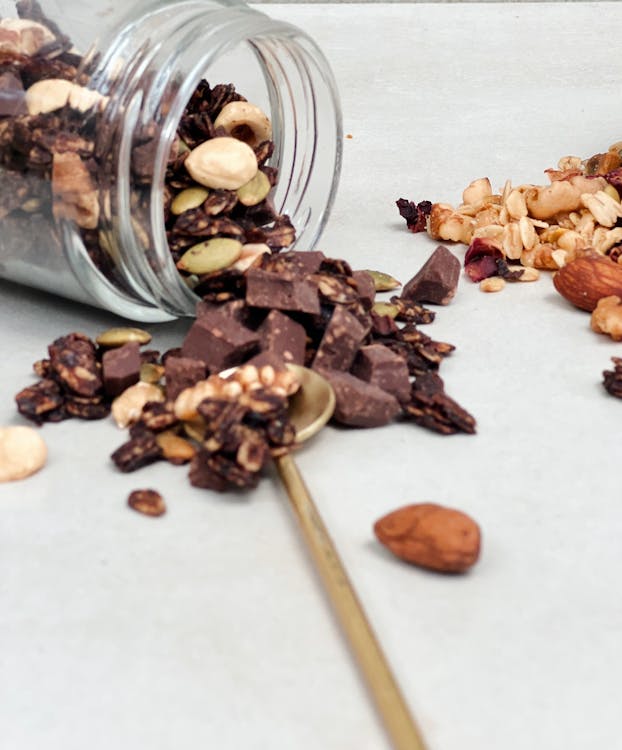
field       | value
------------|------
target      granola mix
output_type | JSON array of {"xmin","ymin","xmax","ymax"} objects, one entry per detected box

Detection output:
[{"xmin": 0, "ymin": 1, "xmax": 294, "ymax": 300}]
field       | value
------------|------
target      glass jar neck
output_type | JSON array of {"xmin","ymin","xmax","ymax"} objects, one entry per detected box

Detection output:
[{"xmin": 65, "ymin": 1, "xmax": 342, "ymax": 321}]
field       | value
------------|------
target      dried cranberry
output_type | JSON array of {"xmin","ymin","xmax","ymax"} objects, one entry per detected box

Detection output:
[
  {"xmin": 396, "ymin": 198, "xmax": 432, "ymax": 233},
  {"xmin": 464, "ymin": 238, "xmax": 503, "ymax": 282}
]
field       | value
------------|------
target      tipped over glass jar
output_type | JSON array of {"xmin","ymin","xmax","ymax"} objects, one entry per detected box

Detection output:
[{"xmin": 0, "ymin": 0, "xmax": 342, "ymax": 321}]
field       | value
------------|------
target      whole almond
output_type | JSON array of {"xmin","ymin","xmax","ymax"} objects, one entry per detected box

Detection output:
[
  {"xmin": 374, "ymin": 503, "xmax": 481, "ymax": 573},
  {"xmin": 553, "ymin": 251, "xmax": 622, "ymax": 311}
]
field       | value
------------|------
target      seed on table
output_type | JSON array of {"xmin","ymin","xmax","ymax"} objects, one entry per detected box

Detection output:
[
  {"xmin": 128, "ymin": 488, "xmax": 166, "ymax": 517},
  {"xmin": 236, "ymin": 170, "xmax": 271, "ymax": 207},
  {"xmin": 176, "ymin": 237, "xmax": 243, "ymax": 275},
  {"xmin": 96, "ymin": 327, "xmax": 152, "ymax": 348},
  {"xmin": 0, "ymin": 425, "xmax": 47, "ymax": 482},
  {"xmin": 365, "ymin": 269, "xmax": 402, "ymax": 292},
  {"xmin": 170, "ymin": 187, "xmax": 209, "ymax": 215}
]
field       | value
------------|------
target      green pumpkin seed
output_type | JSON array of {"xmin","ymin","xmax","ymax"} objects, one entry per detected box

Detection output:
[
  {"xmin": 236, "ymin": 170, "xmax": 271, "ymax": 207},
  {"xmin": 96, "ymin": 327, "xmax": 152, "ymax": 347},
  {"xmin": 176, "ymin": 238, "xmax": 243, "ymax": 275},
  {"xmin": 140, "ymin": 362, "xmax": 165, "ymax": 384},
  {"xmin": 365, "ymin": 269, "xmax": 401, "ymax": 292},
  {"xmin": 372, "ymin": 301, "xmax": 399, "ymax": 319},
  {"xmin": 170, "ymin": 187, "xmax": 209, "ymax": 215}
]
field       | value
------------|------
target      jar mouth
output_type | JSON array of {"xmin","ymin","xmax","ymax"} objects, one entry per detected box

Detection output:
[{"xmin": 91, "ymin": 2, "xmax": 342, "ymax": 319}]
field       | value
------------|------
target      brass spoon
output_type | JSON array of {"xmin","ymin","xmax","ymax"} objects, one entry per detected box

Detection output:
[{"xmin": 274, "ymin": 365, "xmax": 428, "ymax": 750}]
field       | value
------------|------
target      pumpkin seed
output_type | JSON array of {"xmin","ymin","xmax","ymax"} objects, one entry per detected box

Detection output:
[
  {"xmin": 170, "ymin": 187, "xmax": 209, "ymax": 215},
  {"xmin": 96, "ymin": 326, "xmax": 152, "ymax": 348},
  {"xmin": 176, "ymin": 238, "xmax": 243, "ymax": 275},
  {"xmin": 365, "ymin": 269, "xmax": 401, "ymax": 292},
  {"xmin": 236, "ymin": 170, "xmax": 271, "ymax": 207},
  {"xmin": 372, "ymin": 301, "xmax": 399, "ymax": 318},
  {"xmin": 140, "ymin": 362, "xmax": 165, "ymax": 384}
]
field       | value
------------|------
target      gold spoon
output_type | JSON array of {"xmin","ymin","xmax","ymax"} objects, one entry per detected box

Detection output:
[{"xmin": 273, "ymin": 365, "xmax": 428, "ymax": 750}]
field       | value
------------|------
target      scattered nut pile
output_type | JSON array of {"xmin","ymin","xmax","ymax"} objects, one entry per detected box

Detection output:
[
  {"xmin": 398, "ymin": 142, "xmax": 622, "ymax": 282},
  {"xmin": 0, "ymin": 1, "xmax": 293, "ymax": 292},
  {"xmin": 398, "ymin": 141, "xmax": 622, "ymax": 397}
]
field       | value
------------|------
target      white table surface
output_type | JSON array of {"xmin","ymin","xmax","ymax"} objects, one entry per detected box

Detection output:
[{"xmin": 2, "ymin": 3, "xmax": 622, "ymax": 749}]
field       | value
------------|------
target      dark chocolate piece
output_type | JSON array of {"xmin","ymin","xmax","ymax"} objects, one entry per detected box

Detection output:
[
  {"xmin": 352, "ymin": 270, "xmax": 376, "ymax": 308},
  {"xmin": 319, "ymin": 369, "xmax": 401, "ymax": 427},
  {"xmin": 196, "ymin": 298, "xmax": 247, "ymax": 324},
  {"xmin": 246, "ymin": 268, "xmax": 320, "ymax": 315},
  {"xmin": 257, "ymin": 309, "xmax": 307, "ymax": 365},
  {"xmin": 351, "ymin": 344, "xmax": 411, "ymax": 402},
  {"xmin": 243, "ymin": 350, "xmax": 289, "ymax": 372},
  {"xmin": 164, "ymin": 356, "xmax": 207, "ymax": 400},
  {"xmin": 102, "ymin": 341, "xmax": 141, "ymax": 397},
  {"xmin": 402, "ymin": 245, "xmax": 460, "ymax": 305},
  {"xmin": 180, "ymin": 311, "xmax": 259, "ymax": 373},
  {"xmin": 261, "ymin": 250, "xmax": 326, "ymax": 276},
  {"xmin": 313, "ymin": 305, "xmax": 370, "ymax": 372}
]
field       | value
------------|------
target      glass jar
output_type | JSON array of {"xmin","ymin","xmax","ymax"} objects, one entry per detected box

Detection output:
[{"xmin": 0, "ymin": 0, "xmax": 342, "ymax": 321}]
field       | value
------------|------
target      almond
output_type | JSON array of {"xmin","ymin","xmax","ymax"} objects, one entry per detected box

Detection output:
[
  {"xmin": 373, "ymin": 503, "xmax": 481, "ymax": 573},
  {"xmin": 553, "ymin": 251, "xmax": 622, "ymax": 311}
]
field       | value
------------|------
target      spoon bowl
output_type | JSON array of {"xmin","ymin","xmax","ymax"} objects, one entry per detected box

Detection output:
[{"xmin": 284, "ymin": 364, "xmax": 335, "ymax": 443}]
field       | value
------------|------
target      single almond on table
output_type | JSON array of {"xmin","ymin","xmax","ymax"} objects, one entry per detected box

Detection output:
[
  {"xmin": 374, "ymin": 502, "xmax": 481, "ymax": 573},
  {"xmin": 553, "ymin": 251, "xmax": 622, "ymax": 311}
]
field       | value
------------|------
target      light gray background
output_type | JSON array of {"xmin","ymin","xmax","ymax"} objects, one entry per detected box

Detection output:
[{"xmin": 2, "ymin": 3, "xmax": 622, "ymax": 750}]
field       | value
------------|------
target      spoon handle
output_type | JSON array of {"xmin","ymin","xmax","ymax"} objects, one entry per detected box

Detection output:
[{"xmin": 275, "ymin": 452, "xmax": 428, "ymax": 750}]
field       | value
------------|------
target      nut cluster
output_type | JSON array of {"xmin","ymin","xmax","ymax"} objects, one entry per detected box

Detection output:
[{"xmin": 402, "ymin": 143, "xmax": 622, "ymax": 287}]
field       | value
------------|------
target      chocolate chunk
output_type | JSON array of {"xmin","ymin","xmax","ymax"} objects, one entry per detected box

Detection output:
[
  {"xmin": 164, "ymin": 356, "xmax": 207, "ymax": 400},
  {"xmin": 351, "ymin": 344, "xmax": 411, "ymax": 402},
  {"xmin": 102, "ymin": 342, "xmax": 141, "ymax": 397},
  {"xmin": 196, "ymin": 298, "xmax": 247, "ymax": 324},
  {"xmin": 181, "ymin": 311, "xmax": 259, "ymax": 373},
  {"xmin": 370, "ymin": 310, "xmax": 400, "ymax": 337},
  {"xmin": 402, "ymin": 245, "xmax": 460, "ymax": 305},
  {"xmin": 352, "ymin": 270, "xmax": 376, "ymax": 309},
  {"xmin": 243, "ymin": 350, "xmax": 289, "ymax": 372},
  {"xmin": 246, "ymin": 267, "xmax": 320, "ymax": 315},
  {"xmin": 261, "ymin": 250, "xmax": 326, "ymax": 276},
  {"xmin": 313, "ymin": 305, "xmax": 370, "ymax": 372},
  {"xmin": 319, "ymin": 369, "xmax": 401, "ymax": 427},
  {"xmin": 257, "ymin": 309, "xmax": 307, "ymax": 365}
]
